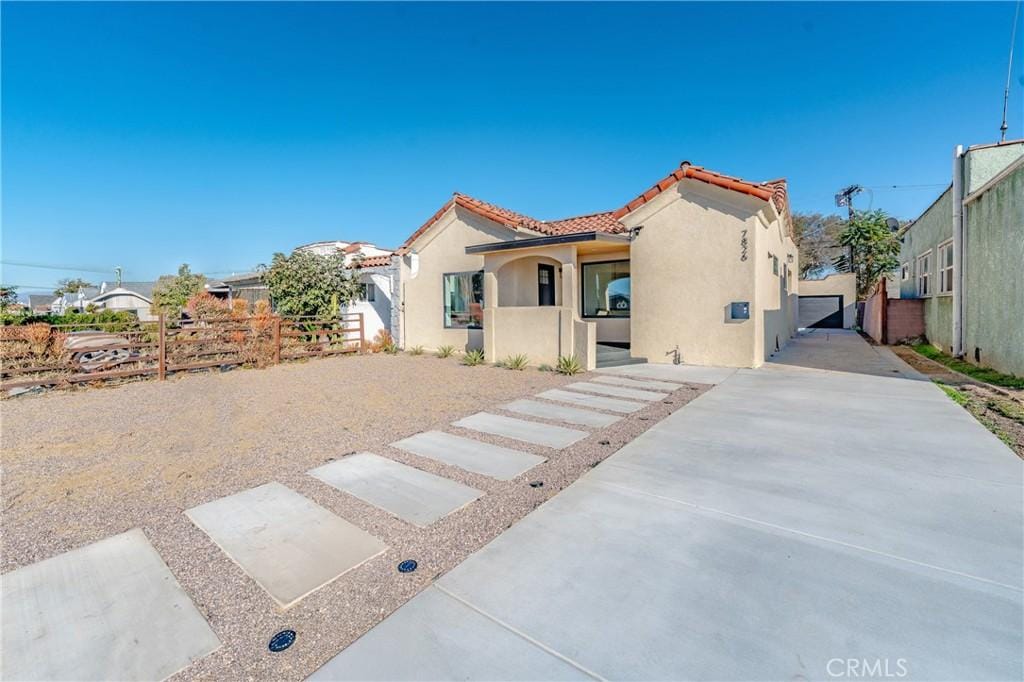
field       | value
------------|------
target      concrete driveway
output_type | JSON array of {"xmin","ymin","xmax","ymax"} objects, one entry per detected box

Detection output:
[{"xmin": 312, "ymin": 330, "xmax": 1023, "ymax": 681}]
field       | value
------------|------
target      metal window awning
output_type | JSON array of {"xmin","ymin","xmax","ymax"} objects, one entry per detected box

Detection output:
[{"xmin": 465, "ymin": 231, "xmax": 629, "ymax": 255}]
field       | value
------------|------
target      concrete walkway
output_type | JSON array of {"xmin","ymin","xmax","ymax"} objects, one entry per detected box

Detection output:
[{"xmin": 312, "ymin": 330, "xmax": 1023, "ymax": 681}]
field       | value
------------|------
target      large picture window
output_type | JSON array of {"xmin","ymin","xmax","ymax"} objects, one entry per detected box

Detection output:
[
  {"xmin": 443, "ymin": 271, "xmax": 484, "ymax": 328},
  {"xmin": 581, "ymin": 260, "xmax": 630, "ymax": 318}
]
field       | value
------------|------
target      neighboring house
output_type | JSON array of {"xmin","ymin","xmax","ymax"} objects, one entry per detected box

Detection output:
[
  {"xmin": 346, "ymin": 254, "xmax": 399, "ymax": 342},
  {"xmin": 392, "ymin": 161, "xmax": 799, "ymax": 369},
  {"xmin": 222, "ymin": 242, "xmax": 399, "ymax": 341},
  {"xmin": 898, "ymin": 139, "xmax": 1024, "ymax": 376},
  {"xmin": 295, "ymin": 240, "xmax": 393, "ymax": 265},
  {"xmin": 50, "ymin": 282, "xmax": 157, "ymax": 320},
  {"xmin": 28, "ymin": 294, "xmax": 58, "ymax": 314},
  {"xmin": 222, "ymin": 272, "xmax": 270, "ymax": 307}
]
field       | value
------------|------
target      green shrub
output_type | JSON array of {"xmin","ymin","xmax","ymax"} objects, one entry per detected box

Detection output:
[
  {"xmin": 537, "ymin": 363, "xmax": 553, "ymax": 372},
  {"xmin": 555, "ymin": 354, "xmax": 583, "ymax": 376},
  {"xmin": 462, "ymin": 348, "xmax": 486, "ymax": 366},
  {"xmin": 502, "ymin": 353, "xmax": 529, "ymax": 370},
  {"xmin": 2, "ymin": 310, "xmax": 140, "ymax": 332},
  {"xmin": 436, "ymin": 344, "xmax": 455, "ymax": 358},
  {"xmin": 408, "ymin": 345, "xmax": 425, "ymax": 356}
]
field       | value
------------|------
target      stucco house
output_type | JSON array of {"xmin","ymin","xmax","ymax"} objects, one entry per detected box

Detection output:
[
  {"xmin": 290, "ymin": 240, "xmax": 399, "ymax": 341},
  {"xmin": 390, "ymin": 161, "xmax": 799, "ymax": 369},
  {"xmin": 898, "ymin": 139, "xmax": 1024, "ymax": 376}
]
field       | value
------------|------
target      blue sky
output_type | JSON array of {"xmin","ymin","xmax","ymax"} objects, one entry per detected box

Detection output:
[{"xmin": 2, "ymin": 2, "xmax": 1021, "ymax": 292}]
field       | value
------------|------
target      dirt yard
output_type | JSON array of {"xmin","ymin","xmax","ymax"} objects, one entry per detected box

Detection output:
[
  {"xmin": 1, "ymin": 352, "xmax": 709, "ymax": 680},
  {"xmin": 891, "ymin": 345, "xmax": 1024, "ymax": 459}
]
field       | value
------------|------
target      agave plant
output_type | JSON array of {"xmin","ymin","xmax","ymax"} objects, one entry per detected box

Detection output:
[
  {"xmin": 462, "ymin": 348, "xmax": 486, "ymax": 366},
  {"xmin": 555, "ymin": 354, "xmax": 583, "ymax": 376},
  {"xmin": 502, "ymin": 353, "xmax": 529, "ymax": 370},
  {"xmin": 408, "ymin": 345, "xmax": 425, "ymax": 356},
  {"xmin": 436, "ymin": 344, "xmax": 455, "ymax": 358}
]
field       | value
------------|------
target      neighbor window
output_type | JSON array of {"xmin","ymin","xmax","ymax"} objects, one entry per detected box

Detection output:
[
  {"xmin": 938, "ymin": 241, "xmax": 954, "ymax": 294},
  {"xmin": 916, "ymin": 251, "xmax": 931, "ymax": 297},
  {"xmin": 443, "ymin": 271, "xmax": 484, "ymax": 328},
  {"xmin": 361, "ymin": 283, "xmax": 376, "ymax": 302},
  {"xmin": 772, "ymin": 254, "xmax": 779, "ymax": 276},
  {"xmin": 901, "ymin": 263, "xmax": 910, "ymax": 281},
  {"xmin": 582, "ymin": 260, "xmax": 630, "ymax": 317}
]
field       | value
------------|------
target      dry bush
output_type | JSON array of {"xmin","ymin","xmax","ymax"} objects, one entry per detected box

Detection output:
[
  {"xmin": 185, "ymin": 292, "xmax": 230, "ymax": 320},
  {"xmin": 369, "ymin": 329, "xmax": 398, "ymax": 354},
  {"xmin": 230, "ymin": 299, "xmax": 249, "ymax": 319},
  {"xmin": 23, "ymin": 323, "xmax": 53, "ymax": 357}
]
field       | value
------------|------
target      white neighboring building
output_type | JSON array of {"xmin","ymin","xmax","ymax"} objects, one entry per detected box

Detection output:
[
  {"xmin": 51, "ymin": 281, "xmax": 157, "ymax": 321},
  {"xmin": 294, "ymin": 240, "xmax": 398, "ymax": 342}
]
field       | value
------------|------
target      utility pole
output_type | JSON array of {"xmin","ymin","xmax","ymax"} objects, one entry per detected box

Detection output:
[{"xmin": 835, "ymin": 184, "xmax": 863, "ymax": 274}]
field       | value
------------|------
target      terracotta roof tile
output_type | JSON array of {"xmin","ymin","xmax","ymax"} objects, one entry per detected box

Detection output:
[
  {"xmin": 542, "ymin": 211, "xmax": 626, "ymax": 235},
  {"xmin": 397, "ymin": 161, "xmax": 788, "ymax": 253},
  {"xmin": 352, "ymin": 254, "xmax": 393, "ymax": 269},
  {"xmin": 611, "ymin": 162, "xmax": 783, "ymax": 219}
]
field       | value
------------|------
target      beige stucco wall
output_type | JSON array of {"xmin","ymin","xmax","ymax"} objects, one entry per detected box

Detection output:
[
  {"xmin": 496, "ymin": 255, "xmax": 563, "ymax": 307},
  {"xmin": 399, "ymin": 206, "xmax": 541, "ymax": 352},
  {"xmin": 482, "ymin": 244, "xmax": 596, "ymax": 369},
  {"xmin": 797, "ymin": 273, "xmax": 856, "ymax": 328},
  {"xmin": 622, "ymin": 180, "xmax": 765, "ymax": 367},
  {"xmin": 753, "ymin": 206, "xmax": 799, "ymax": 361}
]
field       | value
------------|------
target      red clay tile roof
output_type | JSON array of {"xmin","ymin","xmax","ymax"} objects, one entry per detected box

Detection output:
[
  {"xmin": 351, "ymin": 254, "xmax": 393, "ymax": 269},
  {"xmin": 397, "ymin": 162, "xmax": 789, "ymax": 253},
  {"xmin": 611, "ymin": 162, "xmax": 783, "ymax": 219},
  {"xmin": 397, "ymin": 194, "xmax": 625, "ymax": 253},
  {"xmin": 542, "ymin": 211, "xmax": 626, "ymax": 235}
]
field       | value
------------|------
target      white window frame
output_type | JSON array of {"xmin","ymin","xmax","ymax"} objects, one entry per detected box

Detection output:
[
  {"xmin": 937, "ymin": 240, "xmax": 954, "ymax": 295},
  {"xmin": 916, "ymin": 250, "xmax": 932, "ymax": 297},
  {"xmin": 901, "ymin": 263, "xmax": 910, "ymax": 281}
]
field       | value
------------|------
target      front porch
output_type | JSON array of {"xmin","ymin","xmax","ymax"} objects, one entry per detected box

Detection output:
[{"xmin": 465, "ymin": 232, "xmax": 632, "ymax": 370}]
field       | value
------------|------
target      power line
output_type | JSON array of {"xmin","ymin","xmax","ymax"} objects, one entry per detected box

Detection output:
[{"xmin": 0, "ymin": 260, "xmax": 113, "ymax": 274}]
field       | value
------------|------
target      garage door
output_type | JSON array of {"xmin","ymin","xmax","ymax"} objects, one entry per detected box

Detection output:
[{"xmin": 799, "ymin": 295, "xmax": 843, "ymax": 329}]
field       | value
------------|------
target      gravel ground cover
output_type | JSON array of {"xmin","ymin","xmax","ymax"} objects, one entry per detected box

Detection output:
[{"xmin": 1, "ymin": 352, "xmax": 710, "ymax": 680}]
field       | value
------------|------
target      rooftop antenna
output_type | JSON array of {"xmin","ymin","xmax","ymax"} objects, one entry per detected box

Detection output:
[{"xmin": 1000, "ymin": 0, "xmax": 1021, "ymax": 142}]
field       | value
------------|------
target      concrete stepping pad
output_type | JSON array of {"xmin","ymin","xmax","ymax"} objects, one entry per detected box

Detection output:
[
  {"xmin": 591, "ymin": 375, "xmax": 679, "ymax": 392},
  {"xmin": 309, "ymin": 453, "xmax": 483, "ymax": 527},
  {"xmin": 503, "ymin": 399, "xmax": 621, "ymax": 428},
  {"xmin": 536, "ymin": 389, "xmax": 645, "ymax": 414},
  {"xmin": 392, "ymin": 430, "xmax": 545, "ymax": 480},
  {"xmin": 185, "ymin": 482, "xmax": 387, "ymax": 608},
  {"xmin": 564, "ymin": 381, "xmax": 667, "ymax": 402},
  {"xmin": 453, "ymin": 412, "xmax": 589, "ymax": 449},
  {"xmin": 1, "ymin": 529, "xmax": 220, "ymax": 682}
]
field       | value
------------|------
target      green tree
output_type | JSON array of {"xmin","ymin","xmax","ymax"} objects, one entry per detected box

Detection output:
[
  {"xmin": 792, "ymin": 212, "xmax": 845, "ymax": 278},
  {"xmin": 152, "ymin": 264, "xmax": 206, "ymax": 318},
  {"xmin": 262, "ymin": 250, "xmax": 362, "ymax": 317},
  {"xmin": 832, "ymin": 209, "xmax": 901, "ymax": 298},
  {"xmin": 53, "ymin": 278, "xmax": 95, "ymax": 296},
  {"xmin": 0, "ymin": 285, "xmax": 18, "ymax": 313}
]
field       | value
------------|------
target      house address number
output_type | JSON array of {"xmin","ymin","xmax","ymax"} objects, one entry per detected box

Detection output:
[{"xmin": 740, "ymin": 229, "xmax": 749, "ymax": 261}]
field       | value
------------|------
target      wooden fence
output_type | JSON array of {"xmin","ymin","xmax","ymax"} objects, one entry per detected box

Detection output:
[{"xmin": 0, "ymin": 313, "xmax": 364, "ymax": 393}]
